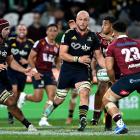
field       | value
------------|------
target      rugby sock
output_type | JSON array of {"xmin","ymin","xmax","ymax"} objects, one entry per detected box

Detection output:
[
  {"xmin": 79, "ymin": 105, "xmax": 88, "ymax": 120},
  {"xmin": 113, "ymin": 113, "xmax": 124, "ymax": 127},
  {"xmin": 21, "ymin": 118, "xmax": 31, "ymax": 128},
  {"xmin": 93, "ymin": 110, "xmax": 102, "ymax": 121},
  {"xmin": 45, "ymin": 102, "xmax": 58, "ymax": 117},
  {"xmin": 105, "ymin": 109, "xmax": 112, "ymax": 129},
  {"xmin": 68, "ymin": 109, "xmax": 74, "ymax": 118}
]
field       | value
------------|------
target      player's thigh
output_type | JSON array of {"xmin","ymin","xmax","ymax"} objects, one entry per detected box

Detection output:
[
  {"xmin": 45, "ymin": 85, "xmax": 56, "ymax": 100},
  {"xmin": 17, "ymin": 73, "xmax": 27, "ymax": 92}
]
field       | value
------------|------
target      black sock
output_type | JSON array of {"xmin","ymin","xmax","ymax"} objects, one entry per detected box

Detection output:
[
  {"xmin": 53, "ymin": 102, "xmax": 58, "ymax": 109},
  {"xmin": 104, "ymin": 109, "xmax": 112, "ymax": 128},
  {"xmin": 21, "ymin": 118, "xmax": 31, "ymax": 128},
  {"xmin": 93, "ymin": 110, "xmax": 102, "ymax": 121},
  {"xmin": 113, "ymin": 114, "xmax": 122, "ymax": 123},
  {"xmin": 8, "ymin": 112, "xmax": 13, "ymax": 118},
  {"xmin": 68, "ymin": 110, "xmax": 74, "ymax": 118},
  {"xmin": 79, "ymin": 105, "xmax": 88, "ymax": 120}
]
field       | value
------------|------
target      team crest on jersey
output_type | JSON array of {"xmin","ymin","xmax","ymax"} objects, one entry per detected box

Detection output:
[
  {"xmin": 71, "ymin": 36, "xmax": 77, "ymax": 40},
  {"xmin": 54, "ymin": 47, "xmax": 58, "ymax": 53},
  {"xmin": 0, "ymin": 50, "xmax": 7, "ymax": 57},
  {"xmin": 87, "ymin": 37, "xmax": 92, "ymax": 42},
  {"xmin": 11, "ymin": 43, "xmax": 16, "ymax": 47},
  {"xmin": 41, "ymin": 40, "xmax": 46, "ymax": 46}
]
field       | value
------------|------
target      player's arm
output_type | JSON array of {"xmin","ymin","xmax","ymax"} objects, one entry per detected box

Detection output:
[
  {"xmin": 28, "ymin": 49, "xmax": 37, "ymax": 69},
  {"xmin": 59, "ymin": 45, "xmax": 91, "ymax": 65},
  {"xmin": 6, "ymin": 55, "xmax": 30, "ymax": 74},
  {"xmin": 94, "ymin": 49, "xmax": 105, "ymax": 68},
  {"xmin": 28, "ymin": 48, "xmax": 42, "ymax": 80},
  {"xmin": 105, "ymin": 56, "xmax": 115, "ymax": 84}
]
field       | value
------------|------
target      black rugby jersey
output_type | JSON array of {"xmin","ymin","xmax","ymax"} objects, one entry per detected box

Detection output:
[
  {"xmin": 0, "ymin": 42, "xmax": 11, "ymax": 64},
  {"xmin": 61, "ymin": 29, "xmax": 100, "ymax": 69},
  {"xmin": 7, "ymin": 37, "xmax": 34, "ymax": 68}
]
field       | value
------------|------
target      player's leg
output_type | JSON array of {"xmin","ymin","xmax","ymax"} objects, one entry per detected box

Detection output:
[
  {"xmin": 75, "ymin": 81, "xmax": 91, "ymax": 131},
  {"xmin": 18, "ymin": 76, "xmax": 44, "ymax": 107},
  {"xmin": 9, "ymin": 73, "xmax": 27, "ymax": 124},
  {"xmin": 102, "ymin": 88, "xmax": 128, "ymax": 134},
  {"xmin": 66, "ymin": 88, "xmax": 78, "ymax": 124},
  {"xmin": 1, "ymin": 90, "xmax": 37, "ymax": 132},
  {"xmin": 91, "ymin": 81, "xmax": 108, "ymax": 125},
  {"xmin": 39, "ymin": 83, "xmax": 56, "ymax": 127},
  {"xmin": 39, "ymin": 69, "xmax": 70, "ymax": 120},
  {"xmin": 7, "ymin": 69, "xmax": 20, "ymax": 124}
]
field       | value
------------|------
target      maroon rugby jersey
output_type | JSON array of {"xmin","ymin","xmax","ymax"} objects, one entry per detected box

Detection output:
[
  {"xmin": 96, "ymin": 32, "xmax": 109, "ymax": 56},
  {"xmin": 106, "ymin": 35, "xmax": 140, "ymax": 76},
  {"xmin": 33, "ymin": 37, "xmax": 59, "ymax": 72}
]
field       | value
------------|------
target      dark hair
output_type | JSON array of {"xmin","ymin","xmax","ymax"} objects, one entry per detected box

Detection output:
[
  {"xmin": 103, "ymin": 16, "xmax": 116, "ymax": 24},
  {"xmin": 46, "ymin": 24, "xmax": 58, "ymax": 30},
  {"xmin": 113, "ymin": 21, "xmax": 127, "ymax": 33}
]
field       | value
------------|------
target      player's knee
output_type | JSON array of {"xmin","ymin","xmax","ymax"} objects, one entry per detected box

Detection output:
[
  {"xmin": 104, "ymin": 102, "xmax": 117, "ymax": 111},
  {"xmin": 76, "ymin": 81, "xmax": 91, "ymax": 94},
  {"xmin": 56, "ymin": 89, "xmax": 68, "ymax": 100},
  {"xmin": 0, "ymin": 90, "xmax": 15, "ymax": 104}
]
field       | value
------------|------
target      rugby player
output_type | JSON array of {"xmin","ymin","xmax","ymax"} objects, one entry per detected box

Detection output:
[
  {"xmin": 0, "ymin": 18, "xmax": 36, "ymax": 131},
  {"xmin": 41, "ymin": 10, "xmax": 105, "ymax": 131},
  {"xmin": 18, "ymin": 24, "xmax": 59, "ymax": 127},
  {"xmin": 91, "ymin": 16, "xmax": 118, "ymax": 131},
  {"xmin": 103, "ymin": 21, "xmax": 140, "ymax": 134},
  {"xmin": 7, "ymin": 24, "xmax": 34, "ymax": 124}
]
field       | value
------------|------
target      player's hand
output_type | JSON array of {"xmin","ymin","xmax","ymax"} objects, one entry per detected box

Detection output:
[
  {"xmin": 78, "ymin": 55, "xmax": 91, "ymax": 65},
  {"xmin": 33, "ymin": 72, "xmax": 43, "ymax": 80},
  {"xmin": 0, "ymin": 64, "xmax": 7, "ymax": 71},
  {"xmin": 19, "ymin": 58, "xmax": 28, "ymax": 65},
  {"xmin": 23, "ymin": 67, "xmax": 32, "ymax": 76},
  {"xmin": 100, "ymin": 33, "xmax": 113, "ymax": 42}
]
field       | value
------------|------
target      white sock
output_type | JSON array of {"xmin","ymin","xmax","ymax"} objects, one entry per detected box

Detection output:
[{"xmin": 116, "ymin": 119, "xmax": 124, "ymax": 127}]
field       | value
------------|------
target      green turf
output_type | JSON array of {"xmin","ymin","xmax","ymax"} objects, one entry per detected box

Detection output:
[{"xmin": 0, "ymin": 119, "xmax": 140, "ymax": 140}]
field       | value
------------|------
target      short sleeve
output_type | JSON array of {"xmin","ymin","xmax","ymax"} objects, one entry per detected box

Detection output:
[
  {"xmin": 61, "ymin": 29, "xmax": 71, "ymax": 45},
  {"xmin": 106, "ymin": 44, "xmax": 114, "ymax": 57},
  {"xmin": 92, "ymin": 33, "xmax": 101, "ymax": 50},
  {"xmin": 32, "ymin": 40, "xmax": 39, "ymax": 52}
]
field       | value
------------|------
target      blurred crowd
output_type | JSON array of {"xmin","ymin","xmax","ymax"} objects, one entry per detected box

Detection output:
[{"xmin": 0, "ymin": 0, "xmax": 140, "ymax": 39}]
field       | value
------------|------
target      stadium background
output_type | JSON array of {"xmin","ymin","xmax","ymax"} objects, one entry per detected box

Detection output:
[{"xmin": 0, "ymin": 0, "xmax": 140, "ymax": 121}]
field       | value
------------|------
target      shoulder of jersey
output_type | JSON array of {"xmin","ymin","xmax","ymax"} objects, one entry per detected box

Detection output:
[
  {"xmin": 8, "ymin": 37, "xmax": 16, "ymax": 41},
  {"xmin": 27, "ymin": 38, "xmax": 34, "ymax": 44},
  {"xmin": 65, "ymin": 29, "xmax": 75, "ymax": 34}
]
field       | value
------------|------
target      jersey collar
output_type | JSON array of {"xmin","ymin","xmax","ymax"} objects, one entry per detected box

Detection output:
[{"xmin": 117, "ymin": 35, "xmax": 128, "ymax": 39}]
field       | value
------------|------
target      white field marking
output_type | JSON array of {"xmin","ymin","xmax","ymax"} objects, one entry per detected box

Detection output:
[{"xmin": 0, "ymin": 125, "xmax": 139, "ymax": 136}]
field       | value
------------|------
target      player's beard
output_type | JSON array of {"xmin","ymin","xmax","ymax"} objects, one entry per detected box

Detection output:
[{"xmin": 77, "ymin": 24, "xmax": 88, "ymax": 32}]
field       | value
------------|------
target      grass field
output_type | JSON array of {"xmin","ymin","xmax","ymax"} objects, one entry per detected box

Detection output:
[{"xmin": 0, "ymin": 119, "xmax": 140, "ymax": 140}]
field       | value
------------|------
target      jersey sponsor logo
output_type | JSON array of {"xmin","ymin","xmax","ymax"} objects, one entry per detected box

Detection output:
[
  {"xmin": 71, "ymin": 36, "xmax": 77, "ymax": 40},
  {"xmin": 43, "ymin": 53, "xmax": 55, "ymax": 62},
  {"xmin": 129, "ymin": 78, "xmax": 140, "ymax": 84},
  {"xmin": 0, "ymin": 50, "xmax": 7, "ymax": 57},
  {"xmin": 71, "ymin": 42, "xmax": 90, "ymax": 51},
  {"xmin": 11, "ymin": 48, "xmax": 28, "ymax": 56},
  {"xmin": 120, "ymin": 90, "xmax": 129, "ymax": 96},
  {"xmin": 128, "ymin": 63, "xmax": 140, "ymax": 69}
]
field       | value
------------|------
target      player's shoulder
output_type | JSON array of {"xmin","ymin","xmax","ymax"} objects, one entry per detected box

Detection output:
[
  {"xmin": 27, "ymin": 38, "xmax": 34, "ymax": 44},
  {"xmin": 8, "ymin": 37, "xmax": 16, "ymax": 42},
  {"xmin": 65, "ymin": 29, "xmax": 75, "ymax": 35}
]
